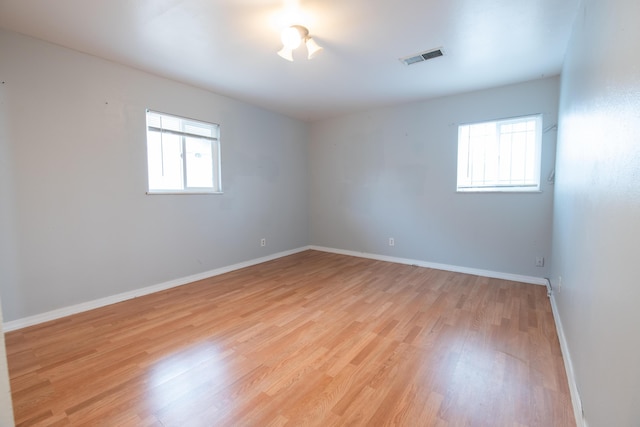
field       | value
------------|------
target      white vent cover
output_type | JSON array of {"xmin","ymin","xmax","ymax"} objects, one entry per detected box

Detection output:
[{"xmin": 400, "ymin": 48, "xmax": 444, "ymax": 66}]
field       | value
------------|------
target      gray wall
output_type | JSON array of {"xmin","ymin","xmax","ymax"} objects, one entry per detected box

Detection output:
[
  {"xmin": 309, "ymin": 78, "xmax": 559, "ymax": 278},
  {"xmin": 0, "ymin": 40, "xmax": 17, "ymax": 426},
  {"xmin": 0, "ymin": 29, "xmax": 309, "ymax": 322},
  {"xmin": 551, "ymin": 0, "xmax": 640, "ymax": 425}
]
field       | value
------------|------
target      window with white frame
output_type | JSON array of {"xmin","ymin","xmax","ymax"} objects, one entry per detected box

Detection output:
[
  {"xmin": 146, "ymin": 110, "xmax": 222, "ymax": 194},
  {"xmin": 457, "ymin": 114, "xmax": 542, "ymax": 192}
]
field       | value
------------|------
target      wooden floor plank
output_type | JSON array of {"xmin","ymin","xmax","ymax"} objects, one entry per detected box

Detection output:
[{"xmin": 6, "ymin": 250, "xmax": 574, "ymax": 426}]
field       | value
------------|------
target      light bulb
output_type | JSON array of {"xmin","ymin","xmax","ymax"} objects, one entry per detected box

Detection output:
[{"xmin": 281, "ymin": 26, "xmax": 302, "ymax": 49}]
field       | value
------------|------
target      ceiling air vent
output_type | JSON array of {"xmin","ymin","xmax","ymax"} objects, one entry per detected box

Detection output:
[{"xmin": 400, "ymin": 48, "xmax": 444, "ymax": 66}]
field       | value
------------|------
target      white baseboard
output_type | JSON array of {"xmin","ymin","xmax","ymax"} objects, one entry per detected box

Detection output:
[
  {"xmin": 550, "ymin": 294, "xmax": 585, "ymax": 427},
  {"xmin": 3, "ymin": 246, "xmax": 310, "ymax": 332},
  {"xmin": 309, "ymin": 245, "xmax": 547, "ymax": 286}
]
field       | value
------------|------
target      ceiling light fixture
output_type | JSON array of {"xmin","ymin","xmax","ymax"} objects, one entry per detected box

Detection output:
[{"xmin": 277, "ymin": 25, "xmax": 323, "ymax": 61}]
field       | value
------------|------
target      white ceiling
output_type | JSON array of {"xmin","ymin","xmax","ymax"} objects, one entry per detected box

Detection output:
[{"xmin": 0, "ymin": 0, "xmax": 580, "ymax": 121}]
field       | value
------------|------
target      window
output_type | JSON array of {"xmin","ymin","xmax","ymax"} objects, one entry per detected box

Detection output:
[
  {"xmin": 457, "ymin": 114, "xmax": 542, "ymax": 192},
  {"xmin": 146, "ymin": 110, "xmax": 221, "ymax": 194}
]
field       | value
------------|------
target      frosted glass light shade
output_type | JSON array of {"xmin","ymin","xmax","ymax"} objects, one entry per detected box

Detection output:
[
  {"xmin": 305, "ymin": 37, "xmax": 323, "ymax": 59},
  {"xmin": 277, "ymin": 46, "xmax": 294, "ymax": 61}
]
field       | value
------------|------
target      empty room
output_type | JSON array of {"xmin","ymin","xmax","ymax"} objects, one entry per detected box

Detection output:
[{"xmin": 0, "ymin": 0, "xmax": 639, "ymax": 426}]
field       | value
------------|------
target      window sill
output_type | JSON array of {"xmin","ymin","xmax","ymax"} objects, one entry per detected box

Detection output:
[
  {"xmin": 146, "ymin": 191, "xmax": 224, "ymax": 195},
  {"xmin": 456, "ymin": 189, "xmax": 542, "ymax": 194}
]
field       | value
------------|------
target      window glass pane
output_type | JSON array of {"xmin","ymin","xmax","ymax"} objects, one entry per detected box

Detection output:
[
  {"xmin": 510, "ymin": 132, "xmax": 527, "ymax": 183},
  {"xmin": 183, "ymin": 121, "xmax": 213, "ymax": 138},
  {"xmin": 158, "ymin": 115, "xmax": 182, "ymax": 133},
  {"xmin": 499, "ymin": 133, "xmax": 512, "ymax": 183},
  {"xmin": 457, "ymin": 126, "xmax": 470, "ymax": 186},
  {"xmin": 147, "ymin": 132, "xmax": 183, "ymax": 190},
  {"xmin": 147, "ymin": 112, "xmax": 161, "ymax": 128},
  {"xmin": 185, "ymin": 137, "xmax": 213, "ymax": 188},
  {"xmin": 525, "ymin": 133, "xmax": 536, "ymax": 181},
  {"xmin": 513, "ymin": 121, "xmax": 527, "ymax": 132},
  {"xmin": 146, "ymin": 110, "xmax": 221, "ymax": 194},
  {"xmin": 457, "ymin": 115, "xmax": 541, "ymax": 192}
]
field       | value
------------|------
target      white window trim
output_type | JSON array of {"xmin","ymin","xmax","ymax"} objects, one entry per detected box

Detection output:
[
  {"xmin": 145, "ymin": 110, "xmax": 223, "ymax": 195},
  {"xmin": 456, "ymin": 114, "xmax": 543, "ymax": 193}
]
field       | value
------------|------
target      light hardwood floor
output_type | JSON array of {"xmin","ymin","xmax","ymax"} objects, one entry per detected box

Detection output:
[{"xmin": 6, "ymin": 250, "xmax": 574, "ymax": 426}]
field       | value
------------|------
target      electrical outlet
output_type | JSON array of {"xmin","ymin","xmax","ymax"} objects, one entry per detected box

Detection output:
[
  {"xmin": 389, "ymin": 237, "xmax": 395, "ymax": 246},
  {"xmin": 535, "ymin": 256, "xmax": 544, "ymax": 267},
  {"xmin": 260, "ymin": 238, "xmax": 266, "ymax": 247}
]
